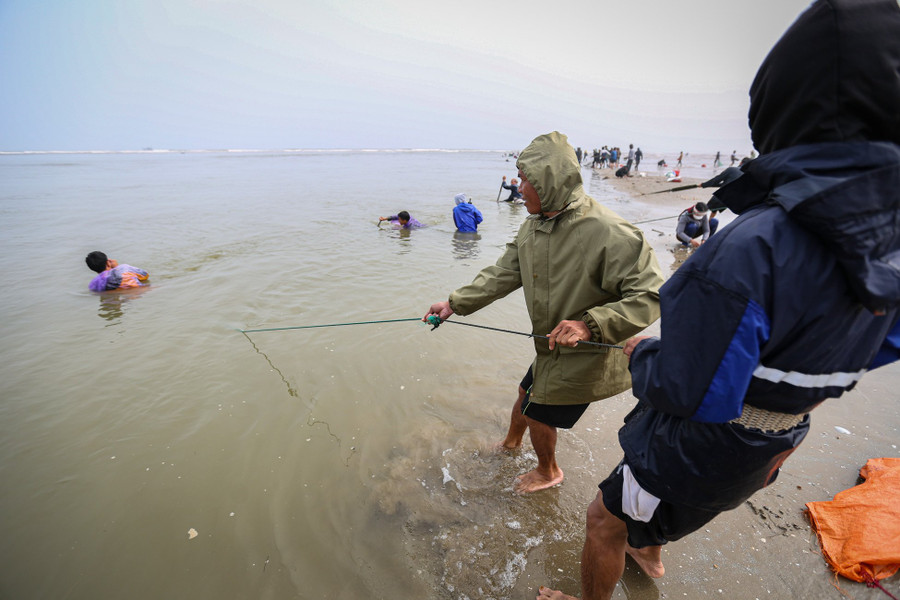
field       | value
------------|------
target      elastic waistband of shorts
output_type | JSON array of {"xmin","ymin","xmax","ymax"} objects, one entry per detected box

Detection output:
[{"xmin": 729, "ymin": 404, "xmax": 808, "ymax": 433}]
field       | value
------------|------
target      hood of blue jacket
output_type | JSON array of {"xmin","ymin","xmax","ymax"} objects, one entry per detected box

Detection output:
[
  {"xmin": 749, "ymin": 0, "xmax": 900, "ymax": 154},
  {"xmin": 722, "ymin": 0, "xmax": 900, "ymax": 313}
]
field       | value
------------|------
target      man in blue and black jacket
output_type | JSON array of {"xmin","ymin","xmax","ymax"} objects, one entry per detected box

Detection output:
[{"xmin": 540, "ymin": 1, "xmax": 900, "ymax": 599}]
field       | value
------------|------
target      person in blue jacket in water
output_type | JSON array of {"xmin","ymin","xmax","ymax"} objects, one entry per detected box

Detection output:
[
  {"xmin": 540, "ymin": 1, "xmax": 900, "ymax": 598},
  {"xmin": 452, "ymin": 193, "xmax": 482, "ymax": 233}
]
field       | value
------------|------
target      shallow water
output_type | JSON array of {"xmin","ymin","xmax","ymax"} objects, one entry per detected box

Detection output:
[{"xmin": 1, "ymin": 150, "xmax": 896, "ymax": 599}]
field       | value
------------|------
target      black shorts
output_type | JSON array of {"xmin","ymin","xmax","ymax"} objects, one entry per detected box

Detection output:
[
  {"xmin": 599, "ymin": 460, "xmax": 721, "ymax": 548},
  {"xmin": 518, "ymin": 366, "xmax": 590, "ymax": 429}
]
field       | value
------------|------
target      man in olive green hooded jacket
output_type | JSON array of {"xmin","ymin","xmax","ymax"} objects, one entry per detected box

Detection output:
[{"xmin": 425, "ymin": 131, "xmax": 663, "ymax": 493}]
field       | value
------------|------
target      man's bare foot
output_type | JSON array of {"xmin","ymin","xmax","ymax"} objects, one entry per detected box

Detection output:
[
  {"xmin": 514, "ymin": 467, "xmax": 564, "ymax": 493},
  {"xmin": 491, "ymin": 440, "xmax": 521, "ymax": 453},
  {"xmin": 625, "ymin": 543, "xmax": 665, "ymax": 578},
  {"xmin": 536, "ymin": 584, "xmax": 578, "ymax": 599}
]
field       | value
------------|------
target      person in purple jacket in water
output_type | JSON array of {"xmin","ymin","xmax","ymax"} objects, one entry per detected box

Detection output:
[
  {"xmin": 85, "ymin": 251, "xmax": 149, "ymax": 292},
  {"xmin": 378, "ymin": 211, "xmax": 424, "ymax": 229}
]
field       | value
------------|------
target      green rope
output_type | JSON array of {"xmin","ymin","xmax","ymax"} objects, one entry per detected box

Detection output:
[
  {"xmin": 239, "ymin": 316, "xmax": 623, "ymax": 350},
  {"xmin": 239, "ymin": 318, "xmax": 422, "ymax": 334}
]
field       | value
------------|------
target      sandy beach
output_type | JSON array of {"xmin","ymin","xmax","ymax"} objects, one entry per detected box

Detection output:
[{"xmin": 530, "ymin": 167, "xmax": 900, "ymax": 600}]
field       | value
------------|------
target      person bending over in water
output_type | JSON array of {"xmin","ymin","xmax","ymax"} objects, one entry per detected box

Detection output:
[
  {"xmin": 85, "ymin": 251, "xmax": 149, "ymax": 292},
  {"xmin": 379, "ymin": 211, "xmax": 424, "ymax": 229},
  {"xmin": 425, "ymin": 131, "xmax": 662, "ymax": 494}
]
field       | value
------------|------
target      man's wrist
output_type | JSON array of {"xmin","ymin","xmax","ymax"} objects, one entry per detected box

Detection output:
[{"xmin": 581, "ymin": 314, "xmax": 603, "ymax": 342}]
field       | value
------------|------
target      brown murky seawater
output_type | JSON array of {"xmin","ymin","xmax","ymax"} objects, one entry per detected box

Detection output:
[{"xmin": 1, "ymin": 151, "xmax": 897, "ymax": 599}]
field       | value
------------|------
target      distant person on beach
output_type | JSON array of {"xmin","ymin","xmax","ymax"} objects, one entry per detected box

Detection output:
[
  {"xmin": 379, "ymin": 211, "xmax": 423, "ymax": 229},
  {"xmin": 730, "ymin": 150, "xmax": 738, "ymax": 166},
  {"xmin": 425, "ymin": 131, "xmax": 662, "ymax": 494},
  {"xmin": 539, "ymin": 1, "xmax": 900, "ymax": 598},
  {"xmin": 500, "ymin": 176, "xmax": 523, "ymax": 202},
  {"xmin": 85, "ymin": 251, "xmax": 149, "ymax": 292},
  {"xmin": 452, "ymin": 193, "xmax": 483, "ymax": 233},
  {"xmin": 676, "ymin": 151, "xmax": 683, "ymax": 168},
  {"xmin": 675, "ymin": 202, "xmax": 718, "ymax": 248},
  {"xmin": 634, "ymin": 147, "xmax": 643, "ymax": 171},
  {"xmin": 714, "ymin": 150, "xmax": 722, "ymax": 168},
  {"xmin": 697, "ymin": 157, "xmax": 751, "ymax": 213}
]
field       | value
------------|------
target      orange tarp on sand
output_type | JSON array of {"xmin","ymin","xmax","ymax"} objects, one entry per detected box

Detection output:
[{"xmin": 806, "ymin": 457, "xmax": 900, "ymax": 583}]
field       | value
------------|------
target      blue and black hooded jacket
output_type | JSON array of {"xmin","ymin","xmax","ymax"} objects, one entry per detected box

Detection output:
[{"xmin": 622, "ymin": 0, "xmax": 900, "ymax": 511}]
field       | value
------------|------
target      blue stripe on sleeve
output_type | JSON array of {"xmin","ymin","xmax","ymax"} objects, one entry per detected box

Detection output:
[{"xmin": 692, "ymin": 299, "xmax": 771, "ymax": 423}]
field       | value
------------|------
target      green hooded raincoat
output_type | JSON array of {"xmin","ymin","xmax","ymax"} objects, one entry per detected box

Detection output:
[{"xmin": 449, "ymin": 132, "xmax": 663, "ymax": 405}]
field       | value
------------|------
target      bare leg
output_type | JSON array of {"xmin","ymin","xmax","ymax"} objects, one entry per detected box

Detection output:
[
  {"xmin": 514, "ymin": 416, "xmax": 564, "ymax": 493},
  {"xmin": 498, "ymin": 385, "xmax": 528, "ymax": 450},
  {"xmin": 581, "ymin": 490, "xmax": 630, "ymax": 599}
]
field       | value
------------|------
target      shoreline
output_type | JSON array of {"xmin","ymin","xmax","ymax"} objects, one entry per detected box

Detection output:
[{"xmin": 602, "ymin": 169, "xmax": 708, "ymax": 209}]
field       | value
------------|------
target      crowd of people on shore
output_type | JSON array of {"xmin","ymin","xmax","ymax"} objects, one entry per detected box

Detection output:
[{"xmin": 575, "ymin": 143, "xmax": 756, "ymax": 180}]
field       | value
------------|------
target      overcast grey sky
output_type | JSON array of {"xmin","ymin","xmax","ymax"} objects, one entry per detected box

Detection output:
[{"xmin": 0, "ymin": 0, "xmax": 812, "ymax": 153}]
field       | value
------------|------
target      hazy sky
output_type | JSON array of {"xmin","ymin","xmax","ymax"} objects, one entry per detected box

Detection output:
[{"xmin": 0, "ymin": 0, "xmax": 813, "ymax": 153}]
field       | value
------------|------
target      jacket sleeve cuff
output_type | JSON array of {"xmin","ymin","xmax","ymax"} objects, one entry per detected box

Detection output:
[
  {"xmin": 448, "ymin": 295, "xmax": 464, "ymax": 316},
  {"xmin": 582, "ymin": 313, "xmax": 604, "ymax": 343}
]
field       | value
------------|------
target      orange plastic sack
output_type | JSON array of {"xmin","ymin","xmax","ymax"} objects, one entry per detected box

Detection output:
[{"xmin": 806, "ymin": 457, "xmax": 900, "ymax": 583}]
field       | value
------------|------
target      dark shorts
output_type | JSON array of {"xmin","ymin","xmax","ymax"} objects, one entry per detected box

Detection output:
[
  {"xmin": 599, "ymin": 460, "xmax": 721, "ymax": 548},
  {"xmin": 518, "ymin": 366, "xmax": 590, "ymax": 429}
]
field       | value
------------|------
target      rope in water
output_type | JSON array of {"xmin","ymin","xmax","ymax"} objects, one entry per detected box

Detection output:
[
  {"xmin": 426, "ymin": 316, "xmax": 623, "ymax": 349},
  {"xmin": 240, "ymin": 316, "xmax": 624, "ymax": 349},
  {"xmin": 239, "ymin": 318, "xmax": 421, "ymax": 333}
]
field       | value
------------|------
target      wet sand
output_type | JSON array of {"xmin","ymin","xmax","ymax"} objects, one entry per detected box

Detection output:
[{"xmin": 532, "ymin": 169, "xmax": 900, "ymax": 599}]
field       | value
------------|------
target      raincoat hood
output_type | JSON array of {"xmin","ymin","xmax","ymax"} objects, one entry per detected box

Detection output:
[
  {"xmin": 718, "ymin": 0, "xmax": 900, "ymax": 313},
  {"xmin": 749, "ymin": 0, "xmax": 900, "ymax": 155},
  {"xmin": 516, "ymin": 131, "xmax": 583, "ymax": 213},
  {"xmin": 454, "ymin": 193, "xmax": 468, "ymax": 205}
]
